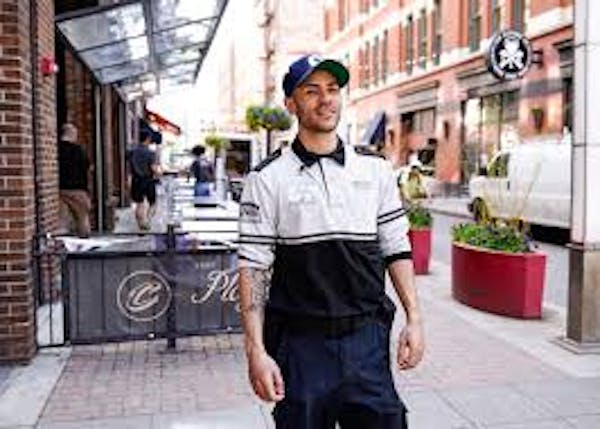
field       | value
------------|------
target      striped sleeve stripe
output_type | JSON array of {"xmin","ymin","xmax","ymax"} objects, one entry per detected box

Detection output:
[
  {"xmin": 377, "ymin": 207, "xmax": 407, "ymax": 222},
  {"xmin": 238, "ymin": 234, "xmax": 277, "ymax": 245},
  {"xmin": 377, "ymin": 211, "xmax": 407, "ymax": 226}
]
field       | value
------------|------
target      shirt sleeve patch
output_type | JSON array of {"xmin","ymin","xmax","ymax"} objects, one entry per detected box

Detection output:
[{"xmin": 240, "ymin": 202, "xmax": 261, "ymax": 223}]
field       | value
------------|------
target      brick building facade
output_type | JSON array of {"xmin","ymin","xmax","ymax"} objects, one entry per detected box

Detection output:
[
  {"xmin": 324, "ymin": 0, "xmax": 573, "ymax": 188},
  {"xmin": 0, "ymin": 0, "xmax": 134, "ymax": 362},
  {"xmin": 0, "ymin": 0, "xmax": 58, "ymax": 362}
]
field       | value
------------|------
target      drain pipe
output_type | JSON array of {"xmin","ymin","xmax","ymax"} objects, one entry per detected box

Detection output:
[{"xmin": 29, "ymin": 0, "xmax": 42, "ymax": 240}]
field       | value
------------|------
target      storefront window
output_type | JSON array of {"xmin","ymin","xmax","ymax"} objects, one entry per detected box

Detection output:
[{"xmin": 414, "ymin": 108, "xmax": 436, "ymax": 133}]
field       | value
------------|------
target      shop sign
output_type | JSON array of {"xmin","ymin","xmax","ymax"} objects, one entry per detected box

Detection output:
[{"xmin": 487, "ymin": 31, "xmax": 532, "ymax": 80}]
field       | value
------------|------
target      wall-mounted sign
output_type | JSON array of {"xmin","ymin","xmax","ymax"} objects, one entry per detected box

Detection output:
[{"xmin": 487, "ymin": 31, "xmax": 532, "ymax": 81}]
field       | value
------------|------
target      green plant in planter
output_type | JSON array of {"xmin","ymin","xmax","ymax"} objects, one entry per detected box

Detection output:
[
  {"xmin": 452, "ymin": 223, "xmax": 534, "ymax": 253},
  {"xmin": 204, "ymin": 134, "xmax": 229, "ymax": 152},
  {"xmin": 407, "ymin": 204, "xmax": 432, "ymax": 229},
  {"xmin": 245, "ymin": 105, "xmax": 292, "ymax": 153}
]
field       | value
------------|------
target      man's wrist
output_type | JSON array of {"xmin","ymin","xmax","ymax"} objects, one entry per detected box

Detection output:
[
  {"xmin": 405, "ymin": 309, "xmax": 422, "ymax": 325},
  {"xmin": 245, "ymin": 341, "xmax": 266, "ymax": 358}
]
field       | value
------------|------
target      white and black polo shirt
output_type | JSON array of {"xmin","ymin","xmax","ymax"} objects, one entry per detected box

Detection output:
[{"xmin": 238, "ymin": 137, "xmax": 411, "ymax": 320}]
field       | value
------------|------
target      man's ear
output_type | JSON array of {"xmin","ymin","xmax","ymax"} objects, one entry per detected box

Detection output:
[{"xmin": 284, "ymin": 97, "xmax": 296, "ymax": 115}]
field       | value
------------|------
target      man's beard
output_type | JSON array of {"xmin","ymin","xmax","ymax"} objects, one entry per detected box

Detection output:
[{"xmin": 297, "ymin": 105, "xmax": 340, "ymax": 133}]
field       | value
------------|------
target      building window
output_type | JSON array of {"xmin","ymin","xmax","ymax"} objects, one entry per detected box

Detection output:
[
  {"xmin": 512, "ymin": 0, "xmax": 525, "ymax": 33},
  {"xmin": 490, "ymin": 0, "xmax": 501, "ymax": 35},
  {"xmin": 373, "ymin": 36, "xmax": 379, "ymax": 85},
  {"xmin": 398, "ymin": 23, "xmax": 403, "ymax": 72},
  {"xmin": 365, "ymin": 41, "xmax": 371, "ymax": 87},
  {"xmin": 418, "ymin": 8, "xmax": 428, "ymax": 69},
  {"xmin": 382, "ymin": 30, "xmax": 388, "ymax": 82},
  {"xmin": 563, "ymin": 78, "xmax": 573, "ymax": 132},
  {"xmin": 345, "ymin": 53, "xmax": 350, "ymax": 95},
  {"xmin": 406, "ymin": 15, "xmax": 414, "ymax": 74},
  {"xmin": 338, "ymin": 0, "xmax": 349, "ymax": 30},
  {"xmin": 432, "ymin": 0, "xmax": 442, "ymax": 65},
  {"xmin": 414, "ymin": 108, "xmax": 436, "ymax": 133},
  {"xmin": 468, "ymin": 0, "xmax": 481, "ymax": 52}
]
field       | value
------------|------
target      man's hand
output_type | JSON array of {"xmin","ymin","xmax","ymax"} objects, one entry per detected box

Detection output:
[
  {"xmin": 397, "ymin": 321, "xmax": 425, "ymax": 370},
  {"xmin": 247, "ymin": 348, "xmax": 285, "ymax": 402}
]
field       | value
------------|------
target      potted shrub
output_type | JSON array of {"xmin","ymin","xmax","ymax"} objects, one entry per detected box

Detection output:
[
  {"xmin": 245, "ymin": 105, "xmax": 292, "ymax": 154},
  {"xmin": 407, "ymin": 204, "xmax": 432, "ymax": 275},
  {"xmin": 451, "ymin": 222, "xmax": 546, "ymax": 319}
]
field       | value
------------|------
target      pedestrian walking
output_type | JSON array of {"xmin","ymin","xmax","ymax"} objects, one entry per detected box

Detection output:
[
  {"xmin": 238, "ymin": 54, "xmax": 425, "ymax": 429},
  {"xmin": 189, "ymin": 145, "xmax": 215, "ymax": 196},
  {"xmin": 58, "ymin": 123, "xmax": 91, "ymax": 237},
  {"xmin": 128, "ymin": 128, "xmax": 161, "ymax": 231}
]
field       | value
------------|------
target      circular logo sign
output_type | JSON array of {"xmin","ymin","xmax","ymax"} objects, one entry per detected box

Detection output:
[
  {"xmin": 117, "ymin": 271, "xmax": 172, "ymax": 322},
  {"xmin": 487, "ymin": 31, "xmax": 532, "ymax": 80}
]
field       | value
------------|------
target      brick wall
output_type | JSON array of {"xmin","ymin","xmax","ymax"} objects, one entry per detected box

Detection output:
[{"xmin": 0, "ymin": 0, "xmax": 58, "ymax": 363}]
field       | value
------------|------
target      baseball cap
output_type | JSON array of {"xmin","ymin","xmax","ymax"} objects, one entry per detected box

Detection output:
[{"xmin": 283, "ymin": 54, "xmax": 349, "ymax": 97}]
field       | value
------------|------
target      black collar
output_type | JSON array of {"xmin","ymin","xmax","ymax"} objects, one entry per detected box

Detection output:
[{"xmin": 292, "ymin": 136, "xmax": 345, "ymax": 167}]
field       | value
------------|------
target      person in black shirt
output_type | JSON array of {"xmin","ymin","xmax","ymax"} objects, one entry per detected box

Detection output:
[
  {"xmin": 128, "ymin": 128, "xmax": 161, "ymax": 231},
  {"xmin": 189, "ymin": 145, "xmax": 215, "ymax": 196},
  {"xmin": 58, "ymin": 123, "xmax": 91, "ymax": 237}
]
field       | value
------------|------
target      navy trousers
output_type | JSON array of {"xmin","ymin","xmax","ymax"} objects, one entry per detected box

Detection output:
[{"xmin": 271, "ymin": 322, "xmax": 408, "ymax": 429}]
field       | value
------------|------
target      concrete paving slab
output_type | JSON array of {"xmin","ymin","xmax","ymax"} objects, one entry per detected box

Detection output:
[
  {"xmin": 0, "ymin": 366, "xmax": 12, "ymax": 397},
  {"xmin": 566, "ymin": 414, "xmax": 600, "ymax": 428},
  {"xmin": 513, "ymin": 379, "xmax": 600, "ymax": 417},
  {"xmin": 484, "ymin": 419, "xmax": 572, "ymax": 428},
  {"xmin": 0, "ymin": 349, "xmax": 70, "ymax": 429},
  {"xmin": 36, "ymin": 415, "xmax": 152, "ymax": 429},
  {"xmin": 440, "ymin": 385, "xmax": 558, "ymax": 427},
  {"xmin": 402, "ymin": 390, "xmax": 475, "ymax": 428},
  {"xmin": 152, "ymin": 405, "xmax": 269, "ymax": 429}
]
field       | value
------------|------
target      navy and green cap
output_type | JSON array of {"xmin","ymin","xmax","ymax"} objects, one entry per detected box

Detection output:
[{"xmin": 283, "ymin": 54, "xmax": 349, "ymax": 97}]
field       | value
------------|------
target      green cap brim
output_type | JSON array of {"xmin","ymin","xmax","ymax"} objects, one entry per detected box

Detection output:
[{"xmin": 315, "ymin": 59, "xmax": 350, "ymax": 88}]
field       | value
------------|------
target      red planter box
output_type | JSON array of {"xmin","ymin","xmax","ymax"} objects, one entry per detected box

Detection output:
[
  {"xmin": 408, "ymin": 228, "xmax": 431, "ymax": 275},
  {"xmin": 451, "ymin": 243, "xmax": 546, "ymax": 319}
]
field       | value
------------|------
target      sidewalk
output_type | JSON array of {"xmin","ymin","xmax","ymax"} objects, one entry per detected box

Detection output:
[
  {"xmin": 1, "ymin": 258, "xmax": 599, "ymax": 428},
  {"xmin": 421, "ymin": 196, "xmax": 472, "ymax": 219}
]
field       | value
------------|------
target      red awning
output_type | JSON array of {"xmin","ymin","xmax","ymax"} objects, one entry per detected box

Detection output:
[{"xmin": 145, "ymin": 109, "xmax": 181, "ymax": 136}]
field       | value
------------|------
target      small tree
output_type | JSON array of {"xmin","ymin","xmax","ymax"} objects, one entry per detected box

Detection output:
[
  {"xmin": 245, "ymin": 105, "xmax": 292, "ymax": 154},
  {"xmin": 204, "ymin": 134, "xmax": 229, "ymax": 153}
]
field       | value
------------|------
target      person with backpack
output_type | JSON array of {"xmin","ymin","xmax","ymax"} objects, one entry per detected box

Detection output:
[{"xmin": 189, "ymin": 145, "xmax": 215, "ymax": 197}]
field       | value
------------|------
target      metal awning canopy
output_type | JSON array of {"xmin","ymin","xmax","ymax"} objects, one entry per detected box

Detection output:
[{"xmin": 56, "ymin": 0, "xmax": 228, "ymax": 101}]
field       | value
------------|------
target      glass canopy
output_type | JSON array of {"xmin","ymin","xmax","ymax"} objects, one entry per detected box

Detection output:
[{"xmin": 56, "ymin": 0, "xmax": 227, "ymax": 101}]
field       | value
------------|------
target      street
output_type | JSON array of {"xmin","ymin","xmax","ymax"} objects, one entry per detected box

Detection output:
[{"xmin": 431, "ymin": 213, "xmax": 570, "ymax": 309}]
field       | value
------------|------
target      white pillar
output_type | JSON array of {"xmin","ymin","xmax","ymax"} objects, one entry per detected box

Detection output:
[{"xmin": 565, "ymin": 0, "xmax": 600, "ymax": 351}]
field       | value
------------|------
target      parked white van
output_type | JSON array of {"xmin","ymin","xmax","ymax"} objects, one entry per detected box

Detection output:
[{"xmin": 468, "ymin": 142, "xmax": 571, "ymax": 229}]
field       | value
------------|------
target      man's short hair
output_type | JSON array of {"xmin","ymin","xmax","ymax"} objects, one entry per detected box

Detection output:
[
  {"xmin": 191, "ymin": 145, "xmax": 206, "ymax": 156},
  {"xmin": 139, "ymin": 128, "xmax": 152, "ymax": 143},
  {"xmin": 61, "ymin": 123, "xmax": 78, "ymax": 142}
]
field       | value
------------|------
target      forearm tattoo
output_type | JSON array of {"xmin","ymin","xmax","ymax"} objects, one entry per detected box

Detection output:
[{"xmin": 242, "ymin": 268, "xmax": 272, "ymax": 319}]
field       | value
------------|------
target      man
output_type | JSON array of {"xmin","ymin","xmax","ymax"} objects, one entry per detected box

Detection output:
[
  {"xmin": 129, "ymin": 128, "xmax": 161, "ymax": 231},
  {"xmin": 238, "ymin": 54, "xmax": 425, "ymax": 428},
  {"xmin": 58, "ymin": 123, "xmax": 91, "ymax": 237},
  {"xmin": 189, "ymin": 145, "xmax": 215, "ymax": 196}
]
